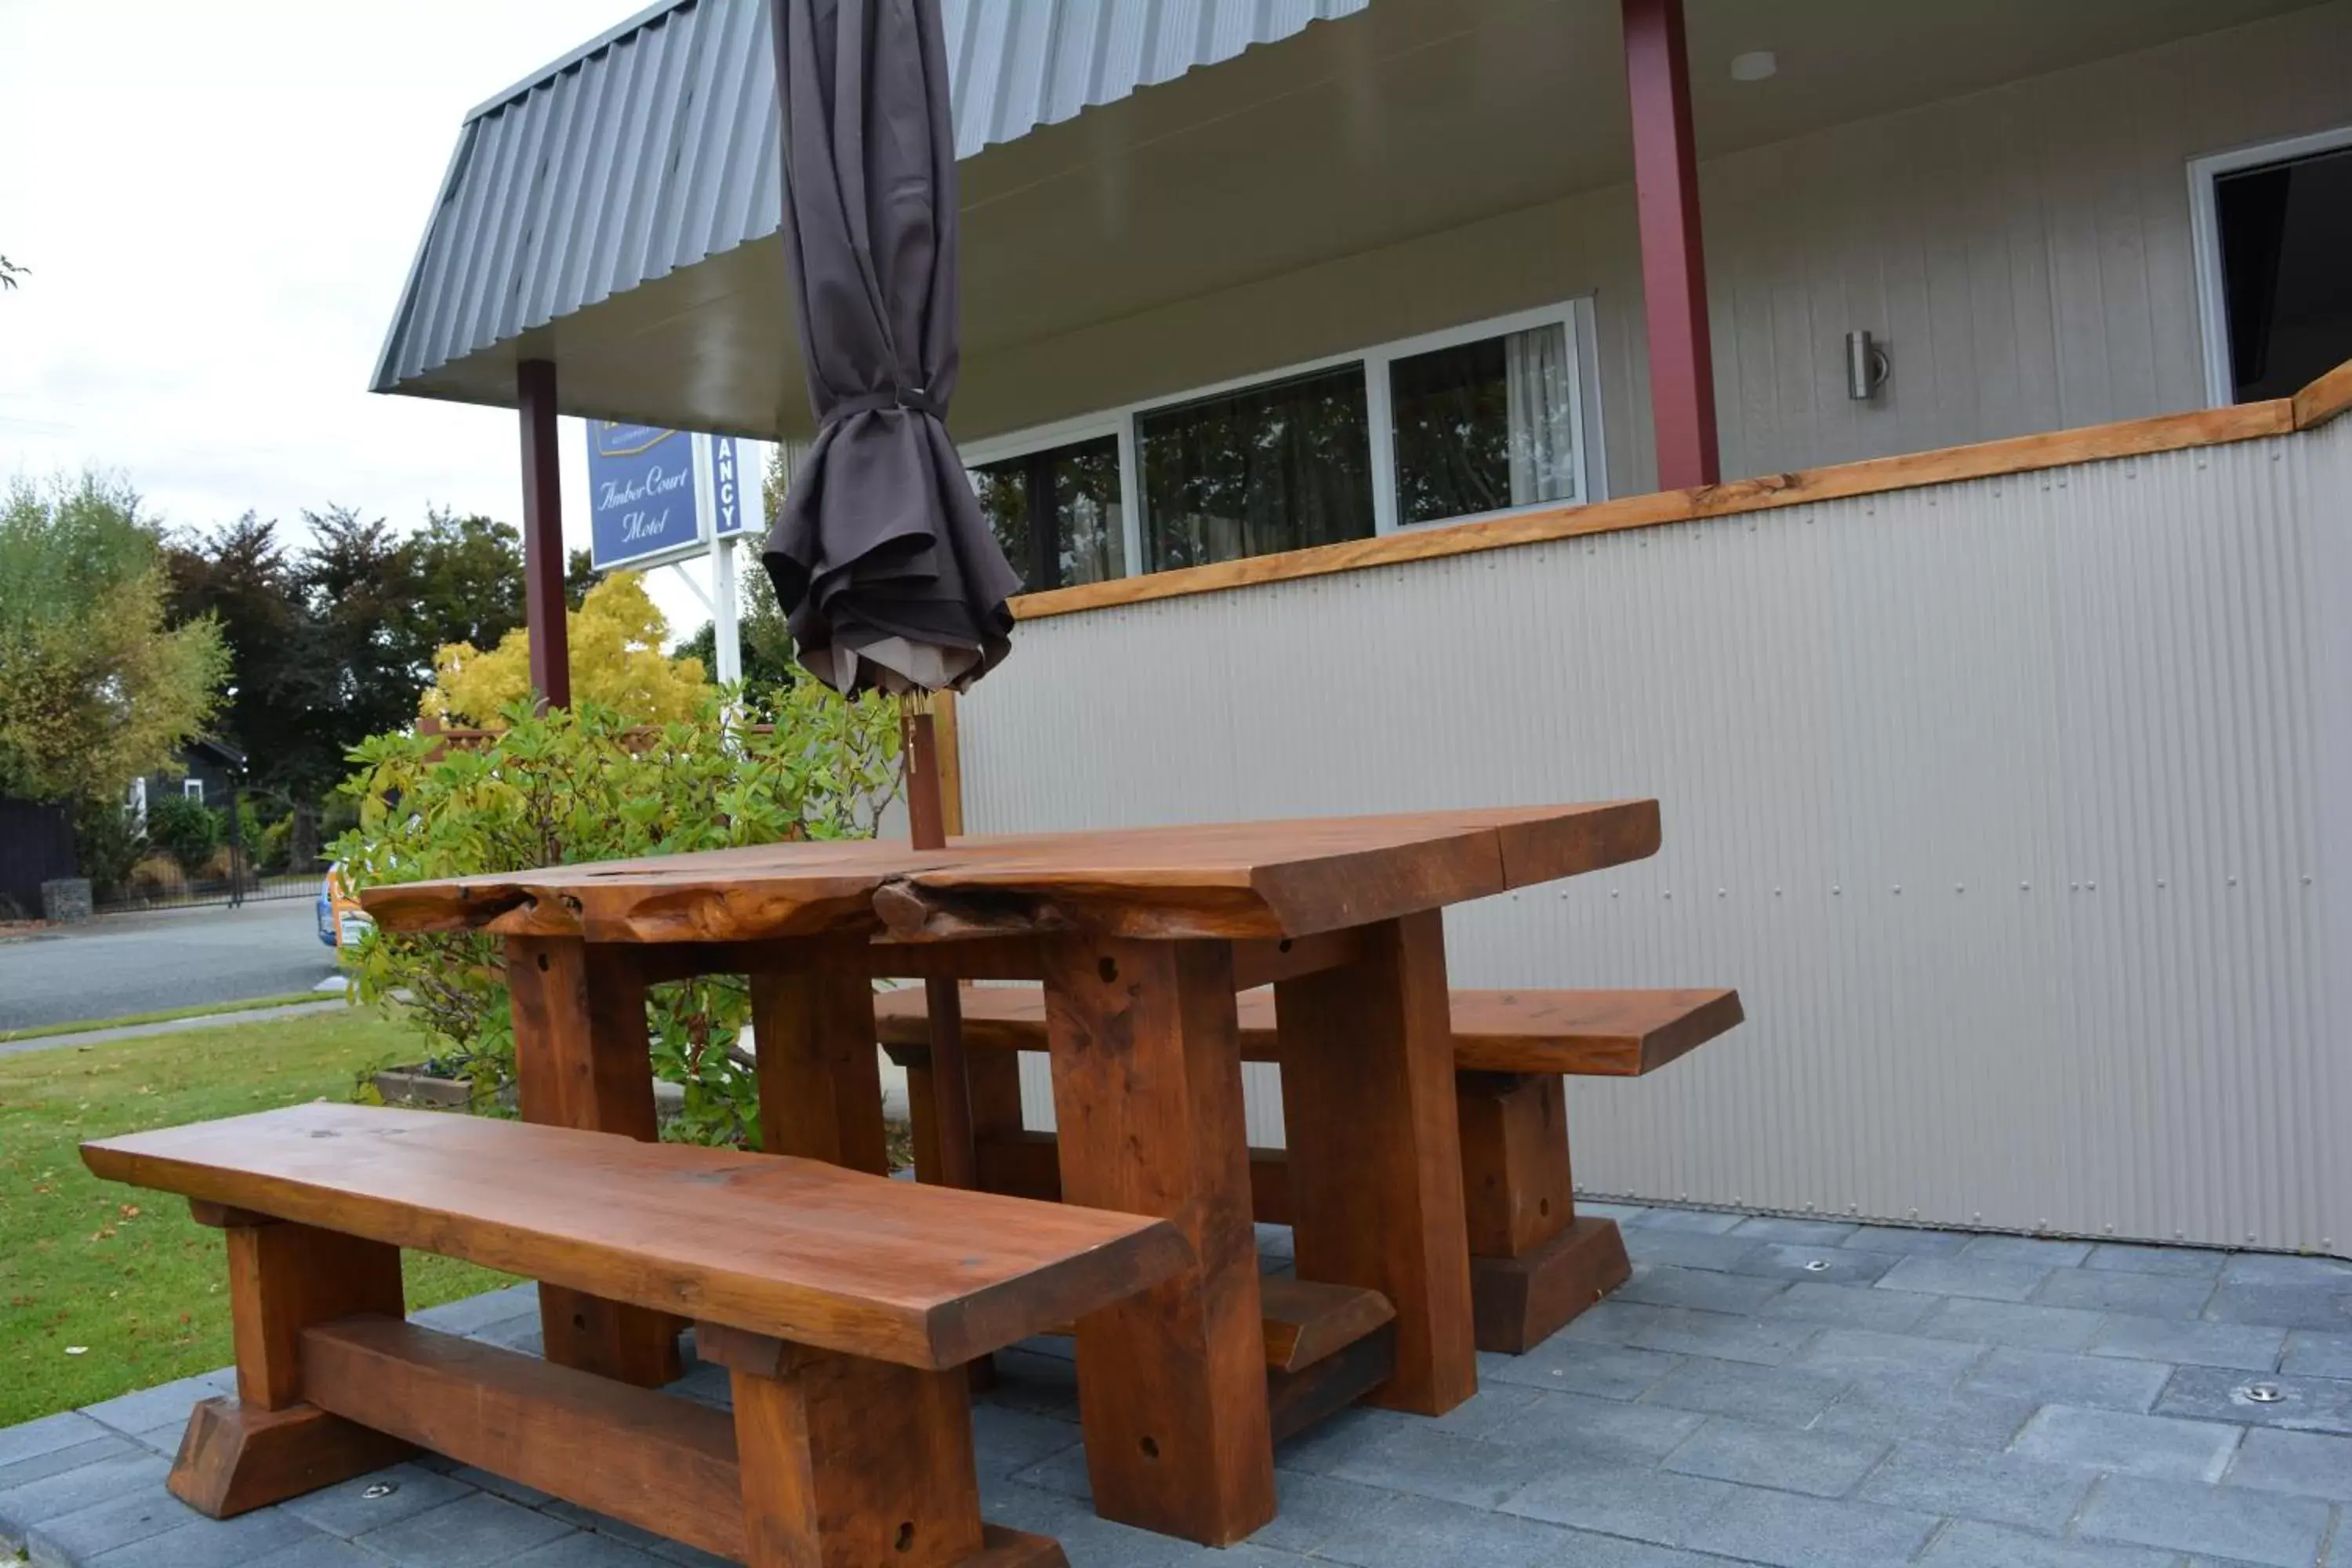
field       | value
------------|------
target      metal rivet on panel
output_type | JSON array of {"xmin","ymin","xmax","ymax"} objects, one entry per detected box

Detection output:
[
  {"xmin": 1893, "ymin": 885, "xmax": 1902, "ymax": 894},
  {"xmin": 2021, "ymin": 882, "xmax": 2031, "ymax": 891},
  {"xmin": 2229, "ymin": 876, "xmax": 2239, "ymax": 886},
  {"xmin": 2158, "ymin": 879, "xmax": 2167, "ymax": 888},
  {"xmin": 1973, "ymin": 1213, "xmax": 1983, "ymax": 1222},
  {"xmin": 2087, "ymin": 881, "xmax": 2096, "ymax": 891},
  {"xmin": 1955, "ymin": 884, "xmax": 1965, "ymax": 893},
  {"xmin": 1832, "ymin": 885, "xmax": 1842, "ymax": 895},
  {"xmin": 1663, "ymin": 890, "xmax": 1672, "ymax": 899},
  {"xmin": 2303, "ymin": 875, "xmax": 2314, "ymax": 885},
  {"xmin": 1774, "ymin": 887, "xmax": 1783, "ymax": 896}
]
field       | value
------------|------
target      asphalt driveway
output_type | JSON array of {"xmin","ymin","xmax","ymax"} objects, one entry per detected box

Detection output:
[{"xmin": 0, "ymin": 898, "xmax": 337, "ymax": 1033}]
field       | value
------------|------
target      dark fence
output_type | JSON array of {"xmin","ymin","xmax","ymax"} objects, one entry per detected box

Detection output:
[
  {"xmin": 93, "ymin": 797, "xmax": 325, "ymax": 916},
  {"xmin": 0, "ymin": 798, "xmax": 77, "ymax": 918}
]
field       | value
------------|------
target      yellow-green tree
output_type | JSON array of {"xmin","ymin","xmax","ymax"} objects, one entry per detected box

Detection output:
[
  {"xmin": 421, "ymin": 572, "xmax": 709, "ymax": 726},
  {"xmin": 0, "ymin": 476, "xmax": 227, "ymax": 807}
]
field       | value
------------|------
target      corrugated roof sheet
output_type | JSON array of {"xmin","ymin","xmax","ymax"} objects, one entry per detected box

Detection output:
[{"xmin": 373, "ymin": 0, "xmax": 1368, "ymax": 397}]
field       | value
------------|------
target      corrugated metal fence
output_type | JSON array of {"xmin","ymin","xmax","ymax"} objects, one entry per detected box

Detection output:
[{"xmin": 958, "ymin": 416, "xmax": 2352, "ymax": 1253}]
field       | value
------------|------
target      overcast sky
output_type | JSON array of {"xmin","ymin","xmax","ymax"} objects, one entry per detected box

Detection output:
[{"xmin": 0, "ymin": 0, "xmax": 731, "ymax": 635}]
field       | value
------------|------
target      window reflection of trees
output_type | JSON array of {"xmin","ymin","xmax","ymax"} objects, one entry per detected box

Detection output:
[{"xmin": 1141, "ymin": 367, "xmax": 1374, "ymax": 572}]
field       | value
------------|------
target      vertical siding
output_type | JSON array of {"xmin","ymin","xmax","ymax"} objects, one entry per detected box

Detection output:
[
  {"xmin": 964, "ymin": 3, "xmax": 2352, "ymax": 493},
  {"xmin": 972, "ymin": 422, "xmax": 2352, "ymax": 1251}
]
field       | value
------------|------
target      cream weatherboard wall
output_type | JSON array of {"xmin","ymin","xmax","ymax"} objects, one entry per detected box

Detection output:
[
  {"xmin": 960, "ymin": 1, "xmax": 2352, "ymax": 497},
  {"xmin": 959, "ymin": 411, "xmax": 2352, "ymax": 1254}
]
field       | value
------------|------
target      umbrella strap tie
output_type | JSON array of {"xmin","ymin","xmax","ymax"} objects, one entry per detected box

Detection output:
[{"xmin": 824, "ymin": 385, "xmax": 941, "ymax": 423}]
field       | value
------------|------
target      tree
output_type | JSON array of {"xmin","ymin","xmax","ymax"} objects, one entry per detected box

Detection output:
[
  {"xmin": 565, "ymin": 547, "xmax": 598, "ymax": 611},
  {"xmin": 0, "ymin": 475, "xmax": 227, "ymax": 811},
  {"xmin": 423, "ymin": 573, "xmax": 710, "ymax": 726},
  {"xmin": 675, "ymin": 557, "xmax": 798, "ymax": 692}
]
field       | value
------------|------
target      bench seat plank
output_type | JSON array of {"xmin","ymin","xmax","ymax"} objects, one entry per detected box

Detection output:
[
  {"xmin": 876, "ymin": 985, "xmax": 1740, "ymax": 1076},
  {"xmin": 82, "ymin": 1104, "xmax": 1187, "ymax": 1371}
]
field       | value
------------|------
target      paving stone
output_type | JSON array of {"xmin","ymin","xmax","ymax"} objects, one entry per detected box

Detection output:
[
  {"xmin": 1617, "ymin": 1263, "xmax": 1790, "ymax": 1315},
  {"xmin": 1732, "ymin": 1243, "xmax": 1902, "ymax": 1287},
  {"xmin": 278, "ymin": 1461, "xmax": 477, "ymax": 1537},
  {"xmin": 2217, "ymin": 1253, "xmax": 2352, "ymax": 1288},
  {"xmin": 2085, "ymin": 1243, "xmax": 2227, "ymax": 1279},
  {"xmin": 2087, "ymin": 1314, "xmax": 2284, "ymax": 1373},
  {"xmin": 1478, "ymin": 1339, "xmax": 1680, "ymax": 1400},
  {"xmin": 2033, "ymin": 1267, "xmax": 2215, "ymax": 1319},
  {"xmin": 1009, "ymin": 1439, "xmax": 1094, "ymax": 1501},
  {"xmin": 353, "ymin": 1492, "xmax": 576, "ymax": 1566},
  {"xmin": 2009, "ymin": 1404, "xmax": 2242, "ymax": 1481},
  {"xmin": 2220, "ymin": 1424, "xmax": 2352, "ymax": 1503},
  {"xmin": 1793, "ymin": 1327, "xmax": 1987, "ymax": 1386},
  {"xmin": 1625, "ymin": 1207, "xmax": 1746, "ymax": 1235},
  {"xmin": 1245, "ymin": 1471, "xmax": 1392, "ymax": 1557},
  {"xmin": 1810, "ymin": 1380, "xmax": 2041, "ymax": 1451},
  {"xmin": 970, "ymin": 1404, "xmax": 1083, "ymax": 1477},
  {"xmin": 2155, "ymin": 1361, "xmax": 2352, "ymax": 1435},
  {"xmin": 1961, "ymin": 1347, "xmax": 2172, "ymax": 1411},
  {"xmin": 1759, "ymin": 1281, "xmax": 1940, "ymax": 1334},
  {"xmin": 1729, "ymin": 1216, "xmax": 1861, "ymax": 1247},
  {"xmin": 1555, "ymin": 1299, "xmax": 1668, "ymax": 1346},
  {"xmin": 1481, "ymin": 1388, "xmax": 1705, "ymax": 1459},
  {"xmin": 537, "ymin": 1502, "xmax": 706, "ymax": 1561},
  {"xmin": 0, "ymin": 1414, "xmax": 117, "ymax": 1471},
  {"xmin": 1272, "ymin": 1405, "xmax": 1414, "ymax": 1477},
  {"xmin": 245, "ymin": 1538, "xmax": 403, "ymax": 1568},
  {"xmin": 1326, "ymin": 1425, "xmax": 1557, "ymax": 1508},
  {"xmin": 2279, "ymin": 1329, "xmax": 2352, "ymax": 1378},
  {"xmin": 1677, "ymin": 1481, "xmax": 1942, "ymax": 1567},
  {"xmin": 123, "ymin": 1421, "xmax": 191, "ymax": 1456},
  {"xmin": 1627, "ymin": 1305, "xmax": 1818, "ymax": 1366},
  {"xmin": 412, "ymin": 1284, "xmax": 542, "ymax": 1334},
  {"xmin": 448, "ymin": 1461, "xmax": 555, "ymax": 1506},
  {"xmin": 2074, "ymin": 1472, "xmax": 2331, "ymax": 1567},
  {"xmin": 1640, "ymin": 1357, "xmax": 1849, "ymax": 1428},
  {"xmin": 79, "ymin": 1507, "xmax": 328, "ymax": 1568},
  {"xmin": 507, "ymin": 1531, "xmax": 670, "ymax": 1566},
  {"xmin": 1917, "ymin": 1519, "xmax": 2182, "ymax": 1567},
  {"xmin": 0, "ymin": 1450, "xmax": 170, "ymax": 1538},
  {"xmin": 78, "ymin": 1371, "xmax": 233, "ymax": 1439},
  {"xmin": 1878, "ymin": 1254, "xmax": 2053, "ymax": 1301},
  {"xmin": 1500, "ymin": 1455, "xmax": 1737, "ymax": 1548},
  {"xmin": 1576, "ymin": 1200, "xmax": 1648, "ymax": 1221},
  {"xmin": 21, "ymin": 1484, "xmax": 200, "ymax": 1566},
  {"xmin": 1313, "ymin": 1489, "xmax": 1715, "ymax": 1568},
  {"xmin": 470, "ymin": 1312, "xmax": 546, "ymax": 1351},
  {"xmin": 1409, "ymin": 1381, "xmax": 1541, "ymax": 1443},
  {"xmin": 1254, "ymin": 1223, "xmax": 1295, "ymax": 1261},
  {"xmin": 1839, "ymin": 1225, "xmax": 1973, "ymax": 1257},
  {"xmin": 2201, "ymin": 1283, "xmax": 2352, "ymax": 1331},
  {"xmin": 1915, "ymin": 1294, "xmax": 2103, "ymax": 1352},
  {"xmin": 1855, "ymin": 1438, "xmax": 2097, "ymax": 1531},
  {"xmin": 1660, "ymin": 1416, "xmax": 1886, "ymax": 1496},
  {"xmin": 0, "ymin": 1436, "xmax": 140, "ymax": 1495},
  {"xmin": 1959, "ymin": 1234, "xmax": 2094, "ymax": 1267},
  {"xmin": 1617, "ymin": 1228, "xmax": 1765, "ymax": 1272}
]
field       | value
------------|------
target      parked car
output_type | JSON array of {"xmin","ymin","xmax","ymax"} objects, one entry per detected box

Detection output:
[{"xmin": 316, "ymin": 862, "xmax": 372, "ymax": 951}]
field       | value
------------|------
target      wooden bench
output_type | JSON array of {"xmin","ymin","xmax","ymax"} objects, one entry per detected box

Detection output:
[
  {"xmin": 878, "ymin": 985, "xmax": 1742, "ymax": 1354},
  {"xmin": 81, "ymin": 1103, "xmax": 1189, "ymax": 1568}
]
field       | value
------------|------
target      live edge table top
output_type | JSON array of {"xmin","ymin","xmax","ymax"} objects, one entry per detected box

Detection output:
[{"xmin": 358, "ymin": 802, "xmax": 1662, "ymax": 945}]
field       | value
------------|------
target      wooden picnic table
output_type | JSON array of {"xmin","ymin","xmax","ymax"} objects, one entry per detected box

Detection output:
[{"xmin": 360, "ymin": 801, "xmax": 1662, "ymax": 1545}]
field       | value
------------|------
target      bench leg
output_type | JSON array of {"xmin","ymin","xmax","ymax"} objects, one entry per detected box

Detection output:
[
  {"xmin": 1041, "ymin": 934, "xmax": 1275, "ymax": 1547},
  {"xmin": 701, "ymin": 1324, "xmax": 1063, "ymax": 1568},
  {"xmin": 1457, "ymin": 1073, "xmax": 1631, "ymax": 1353},
  {"xmin": 507, "ymin": 937, "xmax": 684, "ymax": 1388},
  {"xmin": 1276, "ymin": 912, "xmax": 1478, "ymax": 1416},
  {"xmin": 750, "ymin": 937, "xmax": 891, "ymax": 1175},
  {"xmin": 169, "ymin": 1209, "xmax": 413, "ymax": 1517}
]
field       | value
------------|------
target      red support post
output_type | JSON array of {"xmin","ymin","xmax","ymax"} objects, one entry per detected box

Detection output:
[
  {"xmin": 1621, "ymin": 0, "xmax": 1720, "ymax": 492},
  {"xmin": 517, "ymin": 358, "xmax": 572, "ymax": 710}
]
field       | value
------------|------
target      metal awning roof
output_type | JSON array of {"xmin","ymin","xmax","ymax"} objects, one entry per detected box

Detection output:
[{"xmin": 372, "ymin": 0, "xmax": 1367, "ymax": 406}]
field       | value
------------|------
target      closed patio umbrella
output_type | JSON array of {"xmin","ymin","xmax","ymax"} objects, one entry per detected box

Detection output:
[
  {"xmin": 765, "ymin": 0, "xmax": 1017, "ymax": 1200},
  {"xmin": 762, "ymin": 0, "xmax": 1020, "ymax": 698}
]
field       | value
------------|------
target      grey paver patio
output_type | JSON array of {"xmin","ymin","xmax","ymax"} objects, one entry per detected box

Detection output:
[{"xmin": 6, "ymin": 1213, "xmax": 2350, "ymax": 1566}]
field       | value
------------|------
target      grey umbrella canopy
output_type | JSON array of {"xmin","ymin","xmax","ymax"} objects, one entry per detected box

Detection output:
[{"xmin": 763, "ymin": 0, "xmax": 1021, "ymax": 697}]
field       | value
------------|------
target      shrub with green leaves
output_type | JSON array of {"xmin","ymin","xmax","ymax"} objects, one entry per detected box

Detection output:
[
  {"xmin": 143, "ymin": 792, "xmax": 223, "ymax": 873},
  {"xmin": 331, "ymin": 683, "xmax": 902, "ymax": 1145}
]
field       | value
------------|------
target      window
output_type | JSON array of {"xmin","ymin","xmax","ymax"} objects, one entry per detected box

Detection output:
[
  {"xmin": 182, "ymin": 779, "xmax": 205, "ymax": 804},
  {"xmin": 1140, "ymin": 365, "xmax": 1373, "ymax": 571},
  {"xmin": 961, "ymin": 300, "xmax": 1598, "ymax": 585},
  {"xmin": 969, "ymin": 434, "xmax": 1124, "ymax": 590},
  {"xmin": 2192, "ymin": 129, "xmax": 2352, "ymax": 405}
]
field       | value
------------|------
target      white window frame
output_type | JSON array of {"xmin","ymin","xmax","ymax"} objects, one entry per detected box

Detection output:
[
  {"xmin": 182, "ymin": 778, "xmax": 205, "ymax": 804},
  {"xmin": 960, "ymin": 297, "xmax": 1605, "ymax": 579},
  {"xmin": 2188, "ymin": 125, "xmax": 2352, "ymax": 408}
]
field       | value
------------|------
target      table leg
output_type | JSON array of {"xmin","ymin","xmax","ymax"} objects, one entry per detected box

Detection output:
[
  {"xmin": 1274, "ymin": 910, "xmax": 1477, "ymax": 1414},
  {"xmin": 506, "ymin": 935, "xmax": 681, "ymax": 1387},
  {"xmin": 1040, "ymin": 934, "xmax": 1273, "ymax": 1547},
  {"xmin": 748, "ymin": 936, "xmax": 889, "ymax": 1174}
]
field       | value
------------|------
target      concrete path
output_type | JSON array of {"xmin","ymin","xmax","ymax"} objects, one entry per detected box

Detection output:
[
  {"xmin": 0, "ymin": 898, "xmax": 336, "ymax": 1033},
  {"xmin": 0, "ymin": 998, "xmax": 351, "ymax": 1058}
]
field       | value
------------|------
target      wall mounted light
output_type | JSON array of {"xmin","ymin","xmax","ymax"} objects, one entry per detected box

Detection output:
[{"xmin": 1847, "ymin": 330, "xmax": 1891, "ymax": 401}]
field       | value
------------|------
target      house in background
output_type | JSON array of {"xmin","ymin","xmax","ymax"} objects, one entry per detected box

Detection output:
[{"xmin": 372, "ymin": 1, "xmax": 2352, "ymax": 1253}]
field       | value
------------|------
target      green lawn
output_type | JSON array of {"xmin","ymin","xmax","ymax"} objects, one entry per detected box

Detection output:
[{"xmin": 0, "ymin": 1008, "xmax": 513, "ymax": 1428}]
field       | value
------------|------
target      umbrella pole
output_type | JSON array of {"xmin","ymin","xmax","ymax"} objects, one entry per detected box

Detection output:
[{"xmin": 902, "ymin": 702, "xmax": 979, "ymax": 1194}]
